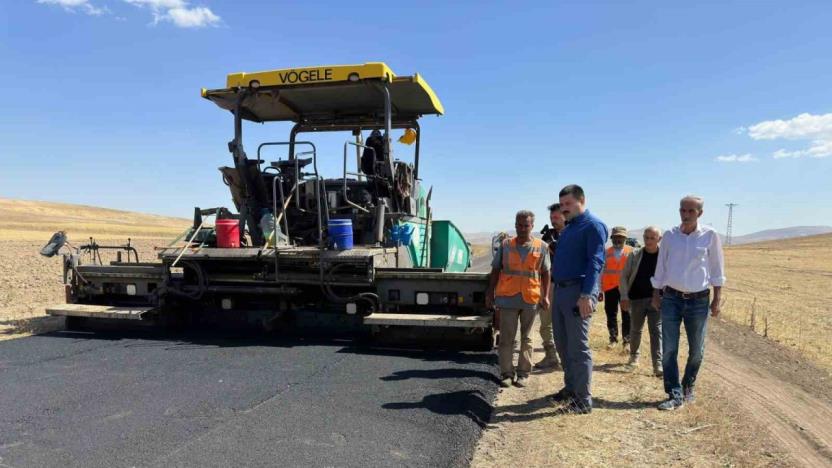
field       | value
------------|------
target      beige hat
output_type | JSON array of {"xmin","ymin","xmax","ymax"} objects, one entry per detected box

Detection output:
[{"xmin": 611, "ymin": 226, "xmax": 628, "ymax": 238}]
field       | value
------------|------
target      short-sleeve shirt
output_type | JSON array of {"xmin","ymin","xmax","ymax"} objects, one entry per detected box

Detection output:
[{"xmin": 491, "ymin": 237, "xmax": 551, "ymax": 310}]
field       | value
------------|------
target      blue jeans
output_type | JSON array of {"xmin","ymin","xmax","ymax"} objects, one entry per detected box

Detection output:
[
  {"xmin": 551, "ymin": 283, "xmax": 594, "ymax": 407},
  {"xmin": 661, "ymin": 293, "xmax": 710, "ymax": 399}
]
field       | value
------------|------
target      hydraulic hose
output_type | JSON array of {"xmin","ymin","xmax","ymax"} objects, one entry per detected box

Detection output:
[{"xmin": 320, "ymin": 262, "xmax": 378, "ymax": 312}]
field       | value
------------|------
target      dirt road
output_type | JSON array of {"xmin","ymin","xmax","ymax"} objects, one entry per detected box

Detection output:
[
  {"xmin": 708, "ymin": 341, "xmax": 832, "ymax": 467},
  {"xmin": 468, "ymin": 245, "xmax": 831, "ymax": 466}
]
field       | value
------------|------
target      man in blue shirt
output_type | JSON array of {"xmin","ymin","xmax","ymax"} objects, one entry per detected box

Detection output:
[{"xmin": 550, "ymin": 184, "xmax": 609, "ymax": 414}]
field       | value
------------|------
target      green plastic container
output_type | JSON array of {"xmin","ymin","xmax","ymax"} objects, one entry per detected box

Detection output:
[{"xmin": 429, "ymin": 220, "xmax": 470, "ymax": 272}]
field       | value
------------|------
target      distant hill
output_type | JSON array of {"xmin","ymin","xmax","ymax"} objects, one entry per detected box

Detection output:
[
  {"xmin": 464, "ymin": 232, "xmax": 502, "ymax": 245},
  {"xmin": 0, "ymin": 198, "xmax": 190, "ymax": 240},
  {"xmin": 623, "ymin": 226, "xmax": 832, "ymax": 246},
  {"xmin": 730, "ymin": 226, "xmax": 832, "ymax": 245}
]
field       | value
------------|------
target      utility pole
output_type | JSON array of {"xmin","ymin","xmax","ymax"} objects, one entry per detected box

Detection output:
[{"xmin": 725, "ymin": 203, "xmax": 738, "ymax": 246}]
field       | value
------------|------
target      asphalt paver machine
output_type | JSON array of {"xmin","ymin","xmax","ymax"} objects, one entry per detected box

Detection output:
[{"xmin": 45, "ymin": 63, "xmax": 493, "ymax": 347}]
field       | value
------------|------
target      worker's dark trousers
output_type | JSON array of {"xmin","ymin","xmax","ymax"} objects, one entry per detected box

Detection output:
[
  {"xmin": 604, "ymin": 287, "xmax": 630, "ymax": 343},
  {"xmin": 551, "ymin": 282, "xmax": 594, "ymax": 407}
]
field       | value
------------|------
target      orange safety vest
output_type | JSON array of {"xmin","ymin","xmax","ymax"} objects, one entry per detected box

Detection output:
[
  {"xmin": 601, "ymin": 245, "xmax": 633, "ymax": 292},
  {"xmin": 495, "ymin": 237, "xmax": 546, "ymax": 305}
]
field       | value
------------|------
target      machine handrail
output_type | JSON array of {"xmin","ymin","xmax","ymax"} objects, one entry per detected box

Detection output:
[
  {"xmin": 342, "ymin": 141, "xmax": 373, "ymax": 214},
  {"xmin": 255, "ymin": 141, "xmax": 323, "ymax": 249}
]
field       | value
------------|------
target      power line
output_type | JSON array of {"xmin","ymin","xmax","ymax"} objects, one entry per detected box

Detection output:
[{"xmin": 725, "ymin": 203, "xmax": 738, "ymax": 246}]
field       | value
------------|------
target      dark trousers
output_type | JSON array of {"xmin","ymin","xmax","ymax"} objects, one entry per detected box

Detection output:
[
  {"xmin": 604, "ymin": 287, "xmax": 630, "ymax": 343},
  {"xmin": 551, "ymin": 283, "xmax": 594, "ymax": 407},
  {"xmin": 629, "ymin": 298, "xmax": 662, "ymax": 366}
]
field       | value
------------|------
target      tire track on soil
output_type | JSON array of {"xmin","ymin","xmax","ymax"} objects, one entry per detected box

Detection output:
[{"xmin": 708, "ymin": 341, "xmax": 832, "ymax": 467}]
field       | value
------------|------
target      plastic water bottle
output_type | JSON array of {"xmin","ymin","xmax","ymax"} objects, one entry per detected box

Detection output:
[{"xmin": 259, "ymin": 211, "xmax": 276, "ymax": 247}]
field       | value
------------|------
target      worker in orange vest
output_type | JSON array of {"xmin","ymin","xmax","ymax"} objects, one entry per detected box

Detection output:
[
  {"xmin": 599, "ymin": 226, "xmax": 634, "ymax": 351},
  {"xmin": 486, "ymin": 210, "xmax": 551, "ymax": 388}
]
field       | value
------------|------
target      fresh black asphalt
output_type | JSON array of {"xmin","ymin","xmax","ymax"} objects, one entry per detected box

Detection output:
[{"xmin": 0, "ymin": 328, "xmax": 498, "ymax": 467}]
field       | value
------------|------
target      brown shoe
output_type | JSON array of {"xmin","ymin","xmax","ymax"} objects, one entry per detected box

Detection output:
[
  {"xmin": 534, "ymin": 348, "xmax": 560, "ymax": 369},
  {"xmin": 653, "ymin": 363, "xmax": 663, "ymax": 377}
]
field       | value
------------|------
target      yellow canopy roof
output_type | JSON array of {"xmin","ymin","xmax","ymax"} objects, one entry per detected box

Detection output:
[{"xmin": 201, "ymin": 62, "xmax": 444, "ymax": 124}]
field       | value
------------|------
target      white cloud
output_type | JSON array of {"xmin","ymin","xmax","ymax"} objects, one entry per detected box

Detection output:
[
  {"xmin": 38, "ymin": 0, "xmax": 106, "ymax": 16},
  {"xmin": 747, "ymin": 112, "xmax": 832, "ymax": 140},
  {"xmin": 772, "ymin": 149, "xmax": 801, "ymax": 159},
  {"xmin": 773, "ymin": 140, "xmax": 832, "ymax": 159},
  {"xmin": 124, "ymin": 0, "xmax": 221, "ymax": 28},
  {"xmin": 743, "ymin": 112, "xmax": 832, "ymax": 160},
  {"xmin": 125, "ymin": 0, "xmax": 184, "ymax": 7},
  {"xmin": 166, "ymin": 6, "xmax": 220, "ymax": 27},
  {"xmin": 715, "ymin": 153, "xmax": 758, "ymax": 163}
]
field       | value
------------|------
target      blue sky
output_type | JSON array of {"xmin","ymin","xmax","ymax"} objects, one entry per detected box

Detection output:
[{"xmin": 1, "ymin": 1, "xmax": 831, "ymax": 236}]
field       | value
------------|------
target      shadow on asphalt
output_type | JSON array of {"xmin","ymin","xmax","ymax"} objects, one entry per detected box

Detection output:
[
  {"xmin": 383, "ymin": 389, "xmax": 494, "ymax": 429},
  {"xmin": 338, "ymin": 344, "xmax": 497, "ymax": 365},
  {"xmin": 381, "ymin": 368, "xmax": 501, "ymax": 384},
  {"xmin": 32, "ymin": 326, "xmax": 498, "ymax": 363}
]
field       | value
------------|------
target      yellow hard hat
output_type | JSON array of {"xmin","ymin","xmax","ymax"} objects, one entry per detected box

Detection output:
[{"xmin": 398, "ymin": 128, "xmax": 417, "ymax": 145}]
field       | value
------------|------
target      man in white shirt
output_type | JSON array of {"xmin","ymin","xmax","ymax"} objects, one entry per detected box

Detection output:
[{"xmin": 650, "ymin": 195, "xmax": 725, "ymax": 411}]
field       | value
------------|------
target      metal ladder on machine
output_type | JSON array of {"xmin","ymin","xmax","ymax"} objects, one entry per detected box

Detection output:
[{"xmin": 418, "ymin": 187, "xmax": 432, "ymax": 268}]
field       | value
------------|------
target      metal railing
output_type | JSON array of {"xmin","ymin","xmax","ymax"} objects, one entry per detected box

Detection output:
[{"xmin": 341, "ymin": 141, "xmax": 373, "ymax": 214}]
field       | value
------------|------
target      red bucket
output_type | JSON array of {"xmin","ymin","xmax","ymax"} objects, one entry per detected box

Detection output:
[{"xmin": 216, "ymin": 219, "xmax": 240, "ymax": 248}]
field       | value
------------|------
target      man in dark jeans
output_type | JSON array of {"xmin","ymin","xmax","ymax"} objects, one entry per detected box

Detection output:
[{"xmin": 651, "ymin": 196, "xmax": 725, "ymax": 411}]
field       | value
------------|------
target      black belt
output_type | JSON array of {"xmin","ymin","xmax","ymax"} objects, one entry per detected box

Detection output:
[
  {"xmin": 664, "ymin": 286, "xmax": 709, "ymax": 300},
  {"xmin": 554, "ymin": 278, "xmax": 582, "ymax": 288}
]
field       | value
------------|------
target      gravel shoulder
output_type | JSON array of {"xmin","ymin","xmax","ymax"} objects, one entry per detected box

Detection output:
[{"xmin": 470, "ymin": 312, "xmax": 812, "ymax": 467}]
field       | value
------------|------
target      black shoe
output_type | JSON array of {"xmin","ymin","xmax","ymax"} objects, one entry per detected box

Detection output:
[
  {"xmin": 559, "ymin": 399, "xmax": 592, "ymax": 414},
  {"xmin": 548, "ymin": 387, "xmax": 573, "ymax": 403}
]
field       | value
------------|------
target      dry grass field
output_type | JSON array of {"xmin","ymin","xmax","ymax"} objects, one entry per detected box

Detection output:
[
  {"xmin": 720, "ymin": 233, "xmax": 832, "ymax": 371},
  {"xmin": 0, "ymin": 198, "xmax": 189, "ymax": 241},
  {"xmin": 0, "ymin": 198, "xmax": 187, "ymax": 334},
  {"xmin": 470, "ymin": 243, "xmax": 493, "ymax": 258}
]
